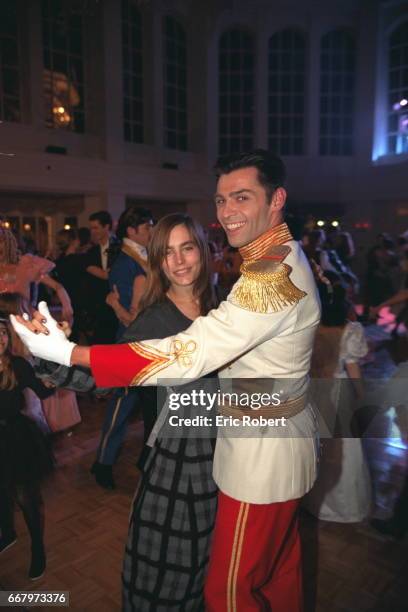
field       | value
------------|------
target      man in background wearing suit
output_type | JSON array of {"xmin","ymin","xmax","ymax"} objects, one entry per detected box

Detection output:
[{"xmin": 84, "ymin": 211, "xmax": 119, "ymax": 344}]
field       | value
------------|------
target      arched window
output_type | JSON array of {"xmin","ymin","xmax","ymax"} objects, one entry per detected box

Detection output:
[
  {"xmin": 387, "ymin": 21, "xmax": 408, "ymax": 155},
  {"xmin": 163, "ymin": 15, "xmax": 187, "ymax": 150},
  {"xmin": 0, "ymin": 1, "xmax": 21, "ymax": 123},
  {"xmin": 319, "ymin": 29, "xmax": 355, "ymax": 155},
  {"xmin": 219, "ymin": 28, "xmax": 255, "ymax": 155},
  {"xmin": 42, "ymin": 0, "xmax": 86, "ymax": 132},
  {"xmin": 122, "ymin": 0, "xmax": 144, "ymax": 143},
  {"xmin": 268, "ymin": 29, "xmax": 306, "ymax": 155}
]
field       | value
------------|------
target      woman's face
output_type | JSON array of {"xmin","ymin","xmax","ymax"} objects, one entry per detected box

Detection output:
[
  {"xmin": 0, "ymin": 323, "xmax": 9, "ymax": 357},
  {"xmin": 162, "ymin": 224, "xmax": 201, "ymax": 289}
]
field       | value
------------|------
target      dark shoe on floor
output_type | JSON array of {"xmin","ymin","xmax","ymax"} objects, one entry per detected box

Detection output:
[
  {"xmin": 370, "ymin": 518, "xmax": 404, "ymax": 540},
  {"xmin": 29, "ymin": 547, "xmax": 46, "ymax": 581},
  {"xmin": 0, "ymin": 532, "xmax": 17, "ymax": 554},
  {"xmin": 90, "ymin": 461, "xmax": 115, "ymax": 489}
]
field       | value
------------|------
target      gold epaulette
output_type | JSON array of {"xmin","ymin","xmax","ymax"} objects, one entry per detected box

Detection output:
[{"xmin": 231, "ymin": 246, "xmax": 306, "ymax": 314}]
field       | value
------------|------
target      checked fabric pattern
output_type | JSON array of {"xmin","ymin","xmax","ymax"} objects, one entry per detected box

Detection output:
[{"xmin": 122, "ymin": 436, "xmax": 217, "ymax": 611}]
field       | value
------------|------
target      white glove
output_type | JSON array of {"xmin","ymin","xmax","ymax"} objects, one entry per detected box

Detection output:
[{"xmin": 10, "ymin": 301, "xmax": 76, "ymax": 367}]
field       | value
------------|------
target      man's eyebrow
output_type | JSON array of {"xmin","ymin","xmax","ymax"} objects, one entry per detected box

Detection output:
[
  {"xmin": 214, "ymin": 189, "xmax": 255, "ymax": 198},
  {"xmin": 230, "ymin": 189, "xmax": 256, "ymax": 197}
]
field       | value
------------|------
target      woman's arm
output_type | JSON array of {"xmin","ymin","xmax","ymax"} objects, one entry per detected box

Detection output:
[
  {"xmin": 129, "ymin": 275, "xmax": 146, "ymax": 320},
  {"xmin": 370, "ymin": 288, "xmax": 408, "ymax": 317},
  {"xmin": 40, "ymin": 274, "xmax": 74, "ymax": 326},
  {"xmin": 345, "ymin": 361, "xmax": 365, "ymax": 400},
  {"xmin": 106, "ymin": 275, "xmax": 146, "ymax": 327},
  {"xmin": 17, "ymin": 357, "xmax": 55, "ymax": 399},
  {"xmin": 380, "ymin": 288, "xmax": 408, "ymax": 309},
  {"xmin": 33, "ymin": 357, "xmax": 105, "ymax": 393},
  {"xmin": 86, "ymin": 265, "xmax": 109, "ymax": 280}
]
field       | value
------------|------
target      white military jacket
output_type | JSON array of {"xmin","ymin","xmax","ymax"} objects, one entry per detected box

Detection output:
[{"xmin": 90, "ymin": 223, "xmax": 321, "ymax": 504}]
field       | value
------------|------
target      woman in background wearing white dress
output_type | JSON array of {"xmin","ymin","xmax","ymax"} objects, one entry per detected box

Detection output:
[{"xmin": 305, "ymin": 283, "xmax": 372, "ymax": 523}]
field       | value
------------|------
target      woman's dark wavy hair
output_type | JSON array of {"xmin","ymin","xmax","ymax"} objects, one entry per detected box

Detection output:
[
  {"xmin": 139, "ymin": 213, "xmax": 217, "ymax": 316},
  {"xmin": 56, "ymin": 228, "xmax": 78, "ymax": 254},
  {"xmin": 320, "ymin": 283, "xmax": 350, "ymax": 327}
]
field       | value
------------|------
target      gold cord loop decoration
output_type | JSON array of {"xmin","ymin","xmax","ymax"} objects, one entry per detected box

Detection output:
[
  {"xmin": 128, "ymin": 338, "xmax": 197, "ymax": 385},
  {"xmin": 171, "ymin": 339, "xmax": 197, "ymax": 367}
]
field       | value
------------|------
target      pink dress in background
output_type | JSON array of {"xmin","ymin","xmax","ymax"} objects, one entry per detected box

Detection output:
[
  {"xmin": 0, "ymin": 254, "xmax": 55, "ymax": 301},
  {"xmin": 0, "ymin": 254, "xmax": 81, "ymax": 433},
  {"xmin": 42, "ymin": 388, "xmax": 81, "ymax": 433}
]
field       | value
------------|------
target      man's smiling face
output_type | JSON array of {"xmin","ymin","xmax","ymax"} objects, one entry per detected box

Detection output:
[{"xmin": 214, "ymin": 167, "xmax": 285, "ymax": 248}]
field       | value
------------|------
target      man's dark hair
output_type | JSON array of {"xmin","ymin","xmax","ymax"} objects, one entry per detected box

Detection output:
[
  {"xmin": 89, "ymin": 210, "xmax": 113, "ymax": 229},
  {"xmin": 116, "ymin": 206, "xmax": 153, "ymax": 241},
  {"xmin": 214, "ymin": 149, "xmax": 286, "ymax": 203},
  {"xmin": 56, "ymin": 228, "xmax": 78, "ymax": 254},
  {"xmin": 78, "ymin": 226, "xmax": 91, "ymax": 246}
]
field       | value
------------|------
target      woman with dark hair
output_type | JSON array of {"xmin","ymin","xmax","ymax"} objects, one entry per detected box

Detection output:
[
  {"xmin": 54, "ymin": 229, "xmax": 83, "ymax": 342},
  {"xmin": 0, "ymin": 293, "xmax": 52, "ymax": 435},
  {"xmin": 120, "ymin": 213, "xmax": 218, "ymax": 611},
  {"xmin": 138, "ymin": 212, "xmax": 215, "ymax": 316},
  {"xmin": 0, "ymin": 316, "xmax": 55, "ymax": 580}
]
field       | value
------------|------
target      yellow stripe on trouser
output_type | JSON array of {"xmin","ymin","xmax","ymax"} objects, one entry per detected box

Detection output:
[
  {"xmin": 99, "ymin": 389, "xmax": 128, "ymax": 462},
  {"xmin": 227, "ymin": 502, "xmax": 250, "ymax": 612},
  {"xmin": 232, "ymin": 504, "xmax": 249, "ymax": 611}
]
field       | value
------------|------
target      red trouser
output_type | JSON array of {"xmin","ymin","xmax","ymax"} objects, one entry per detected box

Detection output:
[{"xmin": 204, "ymin": 492, "xmax": 303, "ymax": 612}]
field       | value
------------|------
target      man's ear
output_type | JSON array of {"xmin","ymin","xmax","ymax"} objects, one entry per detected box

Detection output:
[
  {"xmin": 270, "ymin": 187, "xmax": 287, "ymax": 210},
  {"xmin": 126, "ymin": 226, "xmax": 135, "ymax": 240}
]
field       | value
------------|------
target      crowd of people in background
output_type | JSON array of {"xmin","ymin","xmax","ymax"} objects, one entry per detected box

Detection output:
[
  {"xmin": 1, "ymin": 199, "xmax": 407, "ymax": 593},
  {"xmin": 2, "ymin": 212, "xmax": 408, "ymax": 341},
  {"xmin": 1, "ymin": 211, "xmax": 408, "ymax": 460}
]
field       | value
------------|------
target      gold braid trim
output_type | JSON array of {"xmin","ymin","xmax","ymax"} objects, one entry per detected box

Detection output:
[
  {"xmin": 239, "ymin": 223, "xmax": 293, "ymax": 262},
  {"xmin": 232, "ymin": 262, "xmax": 306, "ymax": 313},
  {"xmin": 121, "ymin": 245, "xmax": 149, "ymax": 273},
  {"xmin": 129, "ymin": 342, "xmax": 172, "ymax": 385},
  {"xmin": 128, "ymin": 339, "xmax": 197, "ymax": 385}
]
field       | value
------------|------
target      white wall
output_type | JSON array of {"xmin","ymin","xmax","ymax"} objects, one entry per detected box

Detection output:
[{"xmin": 0, "ymin": 0, "xmax": 407, "ymax": 246}]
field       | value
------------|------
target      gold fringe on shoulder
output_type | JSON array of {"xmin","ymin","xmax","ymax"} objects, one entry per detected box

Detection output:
[{"xmin": 232, "ymin": 262, "xmax": 306, "ymax": 313}]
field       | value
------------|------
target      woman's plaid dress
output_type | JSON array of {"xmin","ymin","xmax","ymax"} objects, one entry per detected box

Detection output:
[
  {"xmin": 122, "ymin": 435, "xmax": 217, "ymax": 611},
  {"xmin": 119, "ymin": 299, "xmax": 218, "ymax": 611}
]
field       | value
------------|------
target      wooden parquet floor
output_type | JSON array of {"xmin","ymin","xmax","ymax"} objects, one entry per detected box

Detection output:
[
  {"xmin": 1, "ymin": 340, "xmax": 408, "ymax": 611},
  {"xmin": 0, "ymin": 397, "xmax": 140, "ymax": 611}
]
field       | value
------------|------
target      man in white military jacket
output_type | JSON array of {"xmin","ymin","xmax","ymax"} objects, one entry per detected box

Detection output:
[{"xmin": 12, "ymin": 150, "xmax": 321, "ymax": 611}]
